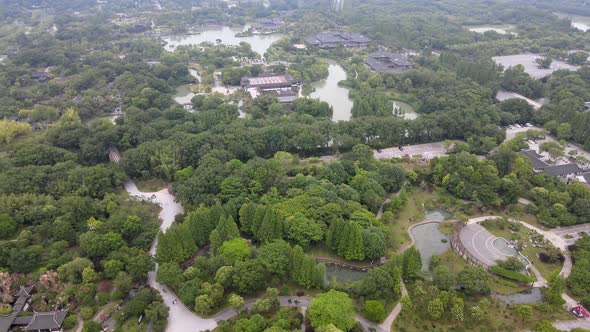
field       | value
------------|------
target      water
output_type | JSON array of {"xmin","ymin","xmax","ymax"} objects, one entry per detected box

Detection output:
[
  {"xmin": 556, "ymin": 12, "xmax": 590, "ymax": 32},
  {"xmin": 392, "ymin": 100, "xmax": 418, "ymax": 120},
  {"xmin": 173, "ymin": 84, "xmax": 196, "ymax": 105},
  {"xmin": 493, "ymin": 53, "xmax": 580, "ymax": 79},
  {"xmin": 410, "ymin": 222, "xmax": 450, "ymax": 271},
  {"xmin": 325, "ymin": 264, "xmax": 368, "ymax": 283},
  {"xmin": 423, "ymin": 209, "xmax": 451, "ymax": 222},
  {"xmin": 495, "ymin": 288, "xmax": 543, "ymax": 304},
  {"xmin": 467, "ymin": 26, "xmax": 513, "ymax": 34},
  {"xmin": 310, "ymin": 60, "xmax": 353, "ymax": 122},
  {"xmin": 162, "ymin": 25, "xmax": 284, "ymax": 56}
]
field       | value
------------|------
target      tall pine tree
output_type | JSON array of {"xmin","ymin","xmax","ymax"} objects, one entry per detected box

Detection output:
[{"xmin": 338, "ymin": 222, "xmax": 365, "ymax": 261}]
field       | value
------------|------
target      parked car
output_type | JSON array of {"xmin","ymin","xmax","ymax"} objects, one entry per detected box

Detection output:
[{"xmin": 571, "ymin": 306, "xmax": 589, "ymax": 318}]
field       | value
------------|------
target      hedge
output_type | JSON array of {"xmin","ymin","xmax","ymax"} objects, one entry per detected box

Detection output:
[{"xmin": 490, "ymin": 266, "xmax": 535, "ymax": 283}]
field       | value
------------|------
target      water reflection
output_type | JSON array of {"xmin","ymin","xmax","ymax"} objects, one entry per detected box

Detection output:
[
  {"xmin": 310, "ymin": 60, "xmax": 353, "ymax": 122},
  {"xmin": 162, "ymin": 25, "xmax": 284, "ymax": 56}
]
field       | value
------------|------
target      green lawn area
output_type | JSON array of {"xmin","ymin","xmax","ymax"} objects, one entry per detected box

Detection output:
[
  {"xmin": 436, "ymin": 249, "xmax": 468, "ymax": 274},
  {"xmin": 134, "ymin": 178, "xmax": 169, "ymax": 192},
  {"xmin": 394, "ymin": 283, "xmax": 572, "ymax": 332},
  {"xmin": 387, "ymin": 187, "xmax": 439, "ymax": 255}
]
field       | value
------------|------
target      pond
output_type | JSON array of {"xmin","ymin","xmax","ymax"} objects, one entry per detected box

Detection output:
[
  {"xmin": 410, "ymin": 222, "xmax": 450, "ymax": 271},
  {"xmin": 492, "ymin": 53, "xmax": 580, "ymax": 79},
  {"xmin": 393, "ymin": 100, "xmax": 418, "ymax": 120},
  {"xmin": 466, "ymin": 25, "xmax": 515, "ymax": 35},
  {"xmin": 556, "ymin": 12, "xmax": 590, "ymax": 32},
  {"xmin": 162, "ymin": 25, "xmax": 284, "ymax": 56},
  {"xmin": 495, "ymin": 288, "xmax": 543, "ymax": 305},
  {"xmin": 310, "ymin": 60, "xmax": 353, "ymax": 122},
  {"xmin": 173, "ymin": 84, "xmax": 196, "ymax": 105},
  {"xmin": 325, "ymin": 264, "xmax": 368, "ymax": 283}
]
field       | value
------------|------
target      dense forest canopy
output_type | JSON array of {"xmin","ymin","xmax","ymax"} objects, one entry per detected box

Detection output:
[{"xmin": 1, "ymin": 0, "xmax": 590, "ymax": 331}]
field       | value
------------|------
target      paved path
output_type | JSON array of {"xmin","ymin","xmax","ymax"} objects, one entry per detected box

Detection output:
[
  {"xmin": 109, "ymin": 147, "xmax": 218, "ymax": 332},
  {"xmin": 496, "ymin": 90, "xmax": 543, "ymax": 109},
  {"xmin": 467, "ymin": 217, "xmax": 585, "ymax": 328},
  {"xmin": 318, "ymin": 141, "xmax": 449, "ymax": 163},
  {"xmin": 377, "ymin": 281, "xmax": 407, "ymax": 332},
  {"xmin": 552, "ymin": 319, "xmax": 590, "ymax": 331}
]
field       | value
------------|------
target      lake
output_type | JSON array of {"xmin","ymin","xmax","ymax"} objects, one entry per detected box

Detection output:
[
  {"xmin": 162, "ymin": 25, "xmax": 284, "ymax": 56},
  {"xmin": 310, "ymin": 60, "xmax": 353, "ymax": 122},
  {"xmin": 556, "ymin": 12, "xmax": 590, "ymax": 32},
  {"xmin": 393, "ymin": 100, "xmax": 418, "ymax": 120},
  {"xmin": 492, "ymin": 53, "xmax": 579, "ymax": 79}
]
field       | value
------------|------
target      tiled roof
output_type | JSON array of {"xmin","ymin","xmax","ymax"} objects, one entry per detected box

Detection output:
[
  {"xmin": 543, "ymin": 164, "xmax": 583, "ymax": 177},
  {"xmin": 24, "ymin": 311, "xmax": 68, "ymax": 331},
  {"xmin": 519, "ymin": 150, "xmax": 550, "ymax": 169}
]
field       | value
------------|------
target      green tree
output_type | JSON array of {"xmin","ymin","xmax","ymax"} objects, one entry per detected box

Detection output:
[
  {"xmin": 362, "ymin": 300, "xmax": 386, "ymax": 322},
  {"xmin": 257, "ymin": 240, "xmax": 292, "ymax": 275},
  {"xmin": 232, "ymin": 259, "xmax": 266, "ymax": 295},
  {"xmin": 451, "ymin": 297, "xmax": 464, "ymax": 322},
  {"xmin": 427, "ymin": 298, "xmax": 444, "ymax": 320},
  {"xmin": 0, "ymin": 214, "xmax": 17, "ymax": 239},
  {"xmin": 458, "ymin": 266, "xmax": 491, "ymax": 295},
  {"xmin": 402, "ymin": 246, "xmax": 422, "ymax": 281},
  {"xmin": 433, "ymin": 266, "xmax": 456, "ymax": 290},
  {"xmin": 228, "ymin": 293, "xmax": 245, "ymax": 312},
  {"xmin": 218, "ymin": 238, "xmax": 251, "ymax": 264},
  {"xmin": 308, "ymin": 290, "xmax": 355, "ymax": 331},
  {"xmin": 338, "ymin": 222, "xmax": 365, "ymax": 261},
  {"xmin": 157, "ymin": 262, "xmax": 185, "ymax": 289},
  {"xmin": 516, "ymin": 304, "xmax": 533, "ymax": 322}
]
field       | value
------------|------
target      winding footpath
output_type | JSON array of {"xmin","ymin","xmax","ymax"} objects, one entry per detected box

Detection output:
[
  {"xmin": 467, "ymin": 216, "xmax": 589, "ymax": 330},
  {"xmin": 124, "ymin": 180, "xmax": 218, "ymax": 331},
  {"xmin": 111, "ymin": 141, "xmax": 398, "ymax": 332}
]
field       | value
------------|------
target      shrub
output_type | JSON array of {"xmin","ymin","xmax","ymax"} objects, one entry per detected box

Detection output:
[
  {"xmin": 97, "ymin": 292, "xmax": 110, "ymax": 306},
  {"xmin": 63, "ymin": 315, "xmax": 77, "ymax": 329},
  {"xmin": 362, "ymin": 300, "xmax": 386, "ymax": 323},
  {"xmin": 490, "ymin": 266, "xmax": 535, "ymax": 283},
  {"xmin": 80, "ymin": 306, "xmax": 95, "ymax": 320}
]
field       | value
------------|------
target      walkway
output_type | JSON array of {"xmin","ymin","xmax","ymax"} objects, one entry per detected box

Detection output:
[
  {"xmin": 466, "ymin": 216, "xmax": 582, "ymax": 329},
  {"xmin": 109, "ymin": 148, "xmax": 218, "ymax": 332},
  {"xmin": 496, "ymin": 90, "xmax": 543, "ymax": 110}
]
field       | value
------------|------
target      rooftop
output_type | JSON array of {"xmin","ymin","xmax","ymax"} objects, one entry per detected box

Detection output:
[
  {"xmin": 305, "ymin": 31, "xmax": 371, "ymax": 48},
  {"xmin": 366, "ymin": 51, "xmax": 414, "ymax": 72},
  {"xmin": 241, "ymin": 74, "xmax": 300, "ymax": 89},
  {"xmin": 24, "ymin": 311, "xmax": 68, "ymax": 331},
  {"xmin": 519, "ymin": 150, "xmax": 549, "ymax": 169},
  {"xmin": 543, "ymin": 164, "xmax": 584, "ymax": 177}
]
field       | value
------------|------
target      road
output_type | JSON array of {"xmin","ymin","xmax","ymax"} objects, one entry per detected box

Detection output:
[{"xmin": 496, "ymin": 90, "xmax": 543, "ymax": 109}]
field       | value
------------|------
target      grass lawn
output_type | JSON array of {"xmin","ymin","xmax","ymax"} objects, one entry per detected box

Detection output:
[
  {"xmin": 387, "ymin": 187, "xmax": 439, "ymax": 255},
  {"xmin": 394, "ymin": 283, "xmax": 573, "ymax": 332},
  {"xmin": 436, "ymin": 249, "xmax": 468, "ymax": 274},
  {"xmin": 134, "ymin": 178, "xmax": 169, "ymax": 192}
]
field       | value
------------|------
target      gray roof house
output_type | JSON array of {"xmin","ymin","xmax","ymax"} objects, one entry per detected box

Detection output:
[
  {"xmin": 520, "ymin": 150, "xmax": 584, "ymax": 179},
  {"xmin": 0, "ymin": 286, "xmax": 67, "ymax": 332},
  {"xmin": 240, "ymin": 74, "xmax": 301, "ymax": 90},
  {"xmin": 305, "ymin": 31, "xmax": 370, "ymax": 49},
  {"xmin": 365, "ymin": 51, "xmax": 414, "ymax": 73}
]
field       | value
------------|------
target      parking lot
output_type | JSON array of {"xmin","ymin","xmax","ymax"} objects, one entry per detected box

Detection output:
[{"xmin": 374, "ymin": 142, "xmax": 447, "ymax": 160}]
